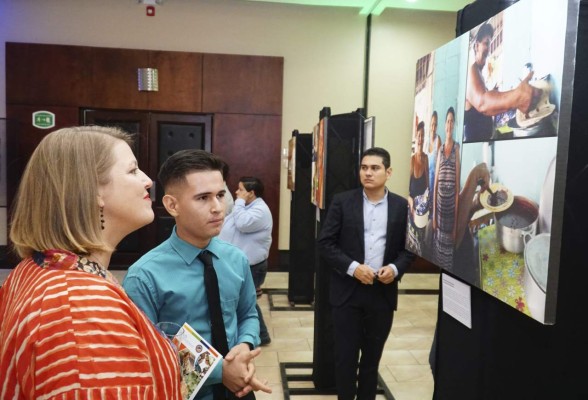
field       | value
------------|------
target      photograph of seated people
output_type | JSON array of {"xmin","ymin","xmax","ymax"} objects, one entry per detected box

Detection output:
[
  {"xmin": 464, "ymin": 21, "xmax": 541, "ymax": 142},
  {"xmin": 0, "ymin": 126, "xmax": 183, "ymax": 399},
  {"xmin": 220, "ymin": 176, "xmax": 273, "ymax": 346},
  {"xmin": 122, "ymin": 149, "xmax": 271, "ymax": 400}
]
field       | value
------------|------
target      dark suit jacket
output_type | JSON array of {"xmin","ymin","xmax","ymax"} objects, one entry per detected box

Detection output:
[{"xmin": 317, "ymin": 188, "xmax": 414, "ymax": 309}]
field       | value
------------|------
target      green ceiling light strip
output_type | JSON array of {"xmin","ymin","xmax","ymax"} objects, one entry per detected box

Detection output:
[
  {"xmin": 371, "ymin": 1, "xmax": 387, "ymax": 15},
  {"xmin": 359, "ymin": 0, "xmax": 383, "ymax": 15},
  {"xmin": 244, "ymin": 0, "xmax": 472, "ymax": 13}
]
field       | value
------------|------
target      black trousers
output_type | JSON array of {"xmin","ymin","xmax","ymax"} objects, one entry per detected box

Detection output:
[{"xmin": 331, "ymin": 283, "xmax": 394, "ymax": 400}]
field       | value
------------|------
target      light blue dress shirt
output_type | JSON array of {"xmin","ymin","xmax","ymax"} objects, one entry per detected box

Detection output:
[
  {"xmin": 122, "ymin": 228, "xmax": 259, "ymax": 400},
  {"xmin": 219, "ymin": 197, "xmax": 273, "ymax": 265},
  {"xmin": 347, "ymin": 189, "xmax": 399, "ymax": 277}
]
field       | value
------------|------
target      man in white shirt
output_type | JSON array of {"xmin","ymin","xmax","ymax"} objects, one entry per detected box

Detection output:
[{"xmin": 220, "ymin": 177, "xmax": 273, "ymax": 345}]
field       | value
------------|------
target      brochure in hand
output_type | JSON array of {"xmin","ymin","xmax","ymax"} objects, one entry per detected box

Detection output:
[{"xmin": 174, "ymin": 322, "xmax": 223, "ymax": 400}]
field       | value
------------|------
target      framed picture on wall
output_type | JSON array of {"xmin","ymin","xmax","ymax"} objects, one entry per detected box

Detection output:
[
  {"xmin": 311, "ymin": 123, "xmax": 318, "ymax": 206},
  {"xmin": 313, "ymin": 118, "xmax": 327, "ymax": 209}
]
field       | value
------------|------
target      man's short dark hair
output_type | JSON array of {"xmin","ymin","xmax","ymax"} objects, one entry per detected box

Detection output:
[
  {"xmin": 361, "ymin": 147, "xmax": 391, "ymax": 169},
  {"xmin": 417, "ymin": 121, "xmax": 425, "ymax": 134},
  {"xmin": 158, "ymin": 149, "xmax": 228, "ymax": 191},
  {"xmin": 240, "ymin": 176, "xmax": 264, "ymax": 198},
  {"xmin": 475, "ymin": 22, "xmax": 494, "ymax": 43}
]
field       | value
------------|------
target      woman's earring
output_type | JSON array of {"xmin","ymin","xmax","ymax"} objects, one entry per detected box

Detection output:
[{"xmin": 100, "ymin": 206, "xmax": 105, "ymax": 230}]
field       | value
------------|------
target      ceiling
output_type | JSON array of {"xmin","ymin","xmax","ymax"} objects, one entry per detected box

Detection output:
[{"xmin": 245, "ymin": 0, "xmax": 474, "ymax": 15}]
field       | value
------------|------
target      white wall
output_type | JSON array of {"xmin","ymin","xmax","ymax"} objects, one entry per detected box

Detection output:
[
  {"xmin": 369, "ymin": 8, "xmax": 457, "ymax": 195},
  {"xmin": 0, "ymin": 0, "xmax": 456, "ymax": 251}
]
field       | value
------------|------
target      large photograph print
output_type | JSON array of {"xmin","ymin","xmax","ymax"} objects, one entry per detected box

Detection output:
[
  {"xmin": 406, "ymin": 0, "xmax": 571, "ymax": 324},
  {"xmin": 311, "ymin": 119, "xmax": 327, "ymax": 209}
]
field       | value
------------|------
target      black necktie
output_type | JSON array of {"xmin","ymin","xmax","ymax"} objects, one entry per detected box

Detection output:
[
  {"xmin": 198, "ymin": 250, "xmax": 256, "ymax": 400},
  {"xmin": 199, "ymin": 250, "xmax": 229, "ymax": 356}
]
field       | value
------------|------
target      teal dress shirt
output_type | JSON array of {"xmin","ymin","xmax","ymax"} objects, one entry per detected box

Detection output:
[{"xmin": 122, "ymin": 227, "xmax": 259, "ymax": 400}]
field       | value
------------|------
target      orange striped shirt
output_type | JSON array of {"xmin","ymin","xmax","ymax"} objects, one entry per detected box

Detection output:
[{"xmin": 0, "ymin": 251, "xmax": 182, "ymax": 399}]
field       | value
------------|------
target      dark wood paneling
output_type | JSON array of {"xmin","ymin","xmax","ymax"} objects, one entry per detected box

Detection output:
[
  {"xmin": 148, "ymin": 51, "xmax": 203, "ymax": 112},
  {"xmin": 6, "ymin": 43, "xmax": 284, "ymax": 268},
  {"xmin": 6, "ymin": 42, "xmax": 92, "ymax": 106},
  {"xmin": 90, "ymin": 47, "xmax": 150, "ymax": 110},
  {"xmin": 203, "ymin": 54, "xmax": 283, "ymax": 115},
  {"xmin": 213, "ymin": 114, "xmax": 282, "ymax": 269},
  {"xmin": 6, "ymin": 43, "xmax": 203, "ymax": 112},
  {"xmin": 5, "ymin": 105, "xmax": 81, "ymax": 267},
  {"xmin": 6, "ymin": 105, "xmax": 80, "ymax": 178}
]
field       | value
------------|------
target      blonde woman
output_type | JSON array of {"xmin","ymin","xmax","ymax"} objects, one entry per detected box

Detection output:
[{"xmin": 0, "ymin": 126, "xmax": 182, "ymax": 399}]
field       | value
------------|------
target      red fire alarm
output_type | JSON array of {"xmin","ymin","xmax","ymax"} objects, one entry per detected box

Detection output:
[{"xmin": 146, "ymin": 5, "xmax": 155, "ymax": 16}]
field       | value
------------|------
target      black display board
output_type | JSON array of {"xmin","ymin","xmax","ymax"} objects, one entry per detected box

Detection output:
[
  {"xmin": 433, "ymin": 0, "xmax": 588, "ymax": 398},
  {"xmin": 312, "ymin": 109, "xmax": 364, "ymax": 389},
  {"xmin": 456, "ymin": 0, "xmax": 518, "ymax": 36},
  {"xmin": 287, "ymin": 130, "xmax": 315, "ymax": 304}
]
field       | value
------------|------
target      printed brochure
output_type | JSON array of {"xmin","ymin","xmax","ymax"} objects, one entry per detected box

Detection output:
[{"xmin": 174, "ymin": 322, "xmax": 223, "ymax": 399}]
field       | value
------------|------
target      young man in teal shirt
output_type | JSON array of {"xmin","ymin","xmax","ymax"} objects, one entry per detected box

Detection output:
[{"xmin": 123, "ymin": 149, "xmax": 271, "ymax": 399}]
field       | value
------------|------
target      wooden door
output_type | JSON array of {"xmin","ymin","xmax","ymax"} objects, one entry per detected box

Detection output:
[
  {"xmin": 213, "ymin": 113, "xmax": 281, "ymax": 268},
  {"xmin": 148, "ymin": 113, "xmax": 212, "ymax": 249},
  {"xmin": 83, "ymin": 109, "xmax": 211, "ymax": 268},
  {"xmin": 83, "ymin": 109, "xmax": 151, "ymax": 267}
]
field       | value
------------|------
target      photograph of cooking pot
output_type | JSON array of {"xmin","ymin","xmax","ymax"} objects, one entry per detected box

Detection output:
[
  {"xmin": 477, "ymin": 181, "xmax": 540, "ymax": 255},
  {"xmin": 475, "ymin": 174, "xmax": 552, "ymax": 323},
  {"xmin": 500, "ymin": 74, "xmax": 558, "ymax": 139},
  {"xmin": 494, "ymin": 195, "xmax": 538, "ymax": 254}
]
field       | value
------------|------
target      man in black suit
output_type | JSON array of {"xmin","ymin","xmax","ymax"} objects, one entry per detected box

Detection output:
[{"xmin": 318, "ymin": 147, "xmax": 415, "ymax": 400}]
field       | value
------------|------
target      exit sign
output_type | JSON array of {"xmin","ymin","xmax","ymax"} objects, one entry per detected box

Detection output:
[{"xmin": 32, "ymin": 111, "xmax": 55, "ymax": 129}]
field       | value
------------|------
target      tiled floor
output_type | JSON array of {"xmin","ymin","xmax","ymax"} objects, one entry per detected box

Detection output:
[{"xmin": 0, "ymin": 269, "xmax": 439, "ymax": 400}]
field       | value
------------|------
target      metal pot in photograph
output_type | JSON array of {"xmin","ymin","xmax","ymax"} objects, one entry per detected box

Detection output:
[{"xmin": 495, "ymin": 196, "xmax": 539, "ymax": 253}]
